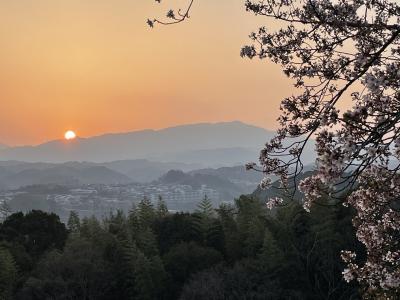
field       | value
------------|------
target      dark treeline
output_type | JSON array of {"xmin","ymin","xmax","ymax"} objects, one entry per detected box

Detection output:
[{"xmin": 0, "ymin": 195, "xmax": 363, "ymax": 299}]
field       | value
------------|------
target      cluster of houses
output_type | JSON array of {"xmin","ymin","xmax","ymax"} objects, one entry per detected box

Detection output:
[{"xmin": 0, "ymin": 183, "xmax": 222, "ymax": 221}]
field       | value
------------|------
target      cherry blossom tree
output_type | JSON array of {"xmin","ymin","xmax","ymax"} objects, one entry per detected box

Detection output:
[{"xmin": 149, "ymin": 0, "xmax": 400, "ymax": 297}]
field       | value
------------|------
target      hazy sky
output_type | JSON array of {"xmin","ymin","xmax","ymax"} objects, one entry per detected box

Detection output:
[{"xmin": 0, "ymin": 0, "xmax": 295, "ymax": 146}]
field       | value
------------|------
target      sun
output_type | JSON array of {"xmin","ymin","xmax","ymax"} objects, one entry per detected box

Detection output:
[{"xmin": 64, "ymin": 130, "xmax": 76, "ymax": 140}]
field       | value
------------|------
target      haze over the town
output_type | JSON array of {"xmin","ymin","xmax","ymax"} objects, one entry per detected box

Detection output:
[{"xmin": 0, "ymin": 0, "xmax": 294, "ymax": 146}]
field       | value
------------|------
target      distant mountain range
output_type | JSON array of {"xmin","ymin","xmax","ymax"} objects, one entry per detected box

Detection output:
[
  {"xmin": 157, "ymin": 167, "xmax": 264, "ymax": 200},
  {"xmin": 0, "ymin": 160, "xmax": 265, "ymax": 198},
  {"xmin": 0, "ymin": 121, "xmax": 273, "ymax": 165},
  {"xmin": 0, "ymin": 121, "xmax": 317, "ymax": 193},
  {"xmin": 0, "ymin": 165, "xmax": 131, "ymax": 189},
  {"xmin": 0, "ymin": 160, "xmax": 200, "ymax": 189}
]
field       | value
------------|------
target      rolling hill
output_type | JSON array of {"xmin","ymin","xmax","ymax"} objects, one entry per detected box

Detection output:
[
  {"xmin": 0, "ymin": 159, "xmax": 201, "ymax": 186},
  {"xmin": 0, "ymin": 165, "xmax": 132, "ymax": 189}
]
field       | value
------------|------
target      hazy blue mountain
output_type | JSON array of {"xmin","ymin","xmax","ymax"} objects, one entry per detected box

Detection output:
[
  {"xmin": 0, "ymin": 165, "xmax": 131, "ymax": 189},
  {"xmin": 0, "ymin": 166, "xmax": 15, "ymax": 179},
  {"xmin": 156, "ymin": 165, "xmax": 278, "ymax": 200},
  {"xmin": 0, "ymin": 143, "xmax": 7, "ymax": 150},
  {"xmin": 101, "ymin": 160, "xmax": 201, "ymax": 182},
  {"xmin": 152, "ymin": 147, "xmax": 261, "ymax": 166},
  {"xmin": 0, "ymin": 159, "xmax": 201, "ymax": 184},
  {"xmin": 189, "ymin": 165, "xmax": 263, "ymax": 183},
  {"xmin": 0, "ymin": 121, "xmax": 274, "ymax": 165},
  {"xmin": 0, "ymin": 161, "xmax": 57, "ymax": 172},
  {"xmin": 189, "ymin": 165, "xmax": 265, "ymax": 193}
]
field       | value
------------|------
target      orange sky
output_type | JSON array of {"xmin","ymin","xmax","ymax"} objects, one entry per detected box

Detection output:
[{"xmin": 0, "ymin": 0, "xmax": 295, "ymax": 146}]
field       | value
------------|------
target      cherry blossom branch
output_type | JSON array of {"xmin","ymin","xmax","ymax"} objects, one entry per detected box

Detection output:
[{"xmin": 147, "ymin": 0, "xmax": 195, "ymax": 28}]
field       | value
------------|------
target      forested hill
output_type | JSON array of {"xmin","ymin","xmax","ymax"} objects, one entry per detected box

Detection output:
[{"xmin": 0, "ymin": 195, "xmax": 362, "ymax": 299}]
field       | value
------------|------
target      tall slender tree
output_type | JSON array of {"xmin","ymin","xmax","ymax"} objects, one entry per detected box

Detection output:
[
  {"xmin": 156, "ymin": 196, "xmax": 169, "ymax": 218},
  {"xmin": 0, "ymin": 247, "xmax": 17, "ymax": 300},
  {"xmin": 67, "ymin": 211, "xmax": 81, "ymax": 234}
]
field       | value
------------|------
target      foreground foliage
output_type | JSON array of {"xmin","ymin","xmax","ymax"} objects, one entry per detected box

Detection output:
[{"xmin": 0, "ymin": 195, "xmax": 364, "ymax": 299}]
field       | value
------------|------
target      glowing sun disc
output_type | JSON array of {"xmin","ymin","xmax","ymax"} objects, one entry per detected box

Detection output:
[{"xmin": 64, "ymin": 130, "xmax": 76, "ymax": 140}]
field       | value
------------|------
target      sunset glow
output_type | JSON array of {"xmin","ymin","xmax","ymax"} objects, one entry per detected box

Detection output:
[
  {"xmin": 64, "ymin": 130, "xmax": 76, "ymax": 140},
  {"xmin": 0, "ymin": 0, "xmax": 294, "ymax": 146}
]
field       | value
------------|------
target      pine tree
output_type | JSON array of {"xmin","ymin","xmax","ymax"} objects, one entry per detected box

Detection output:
[
  {"xmin": 133, "ymin": 251, "xmax": 155, "ymax": 300},
  {"xmin": 106, "ymin": 210, "xmax": 129, "ymax": 240},
  {"xmin": 128, "ymin": 203, "xmax": 140, "ymax": 235},
  {"xmin": 235, "ymin": 196, "xmax": 267, "ymax": 257},
  {"xmin": 148, "ymin": 255, "xmax": 167, "ymax": 298},
  {"xmin": 195, "ymin": 195, "xmax": 214, "ymax": 218},
  {"xmin": 156, "ymin": 196, "xmax": 168, "ymax": 218},
  {"xmin": 216, "ymin": 203, "xmax": 240, "ymax": 261},
  {"xmin": 193, "ymin": 196, "xmax": 218, "ymax": 245},
  {"xmin": 79, "ymin": 216, "xmax": 103, "ymax": 241},
  {"xmin": 136, "ymin": 227, "xmax": 159, "ymax": 257},
  {"xmin": 0, "ymin": 247, "xmax": 17, "ymax": 300},
  {"xmin": 67, "ymin": 210, "xmax": 80, "ymax": 234},
  {"xmin": 120, "ymin": 239, "xmax": 140, "ymax": 299},
  {"xmin": 243, "ymin": 218, "xmax": 265, "ymax": 257},
  {"xmin": 121, "ymin": 237, "xmax": 166, "ymax": 300},
  {"xmin": 137, "ymin": 197, "xmax": 156, "ymax": 228},
  {"xmin": 259, "ymin": 228, "xmax": 283, "ymax": 269}
]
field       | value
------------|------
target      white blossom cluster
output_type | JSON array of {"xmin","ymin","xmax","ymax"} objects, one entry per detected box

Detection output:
[
  {"xmin": 259, "ymin": 177, "xmax": 273, "ymax": 189},
  {"xmin": 340, "ymin": 166, "xmax": 400, "ymax": 294},
  {"xmin": 266, "ymin": 197, "xmax": 284, "ymax": 210}
]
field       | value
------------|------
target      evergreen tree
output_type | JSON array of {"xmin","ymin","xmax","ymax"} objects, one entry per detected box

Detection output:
[
  {"xmin": 137, "ymin": 197, "xmax": 156, "ymax": 229},
  {"xmin": 243, "ymin": 218, "xmax": 265, "ymax": 257},
  {"xmin": 195, "ymin": 195, "xmax": 214, "ymax": 217},
  {"xmin": 163, "ymin": 241, "xmax": 223, "ymax": 298},
  {"xmin": 192, "ymin": 195, "xmax": 217, "ymax": 245},
  {"xmin": 216, "ymin": 203, "xmax": 240, "ymax": 261},
  {"xmin": 128, "ymin": 203, "xmax": 140, "ymax": 234},
  {"xmin": 120, "ymin": 239, "xmax": 140, "ymax": 299},
  {"xmin": 106, "ymin": 210, "xmax": 128, "ymax": 240},
  {"xmin": 67, "ymin": 210, "xmax": 80, "ymax": 234},
  {"xmin": 156, "ymin": 196, "xmax": 168, "ymax": 218},
  {"xmin": 133, "ymin": 251, "xmax": 155, "ymax": 300},
  {"xmin": 0, "ymin": 247, "xmax": 17, "ymax": 300},
  {"xmin": 235, "ymin": 196, "xmax": 266, "ymax": 257},
  {"xmin": 136, "ymin": 227, "xmax": 159, "ymax": 257},
  {"xmin": 80, "ymin": 216, "xmax": 102, "ymax": 240},
  {"xmin": 147, "ymin": 255, "xmax": 168, "ymax": 299},
  {"xmin": 259, "ymin": 228, "xmax": 282, "ymax": 269},
  {"xmin": 120, "ymin": 236, "xmax": 167, "ymax": 300}
]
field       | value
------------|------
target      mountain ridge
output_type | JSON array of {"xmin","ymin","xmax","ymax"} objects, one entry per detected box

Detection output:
[
  {"xmin": 0, "ymin": 159, "xmax": 201, "ymax": 186},
  {"xmin": 0, "ymin": 164, "xmax": 132, "ymax": 189},
  {"xmin": 0, "ymin": 121, "xmax": 274, "ymax": 164}
]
